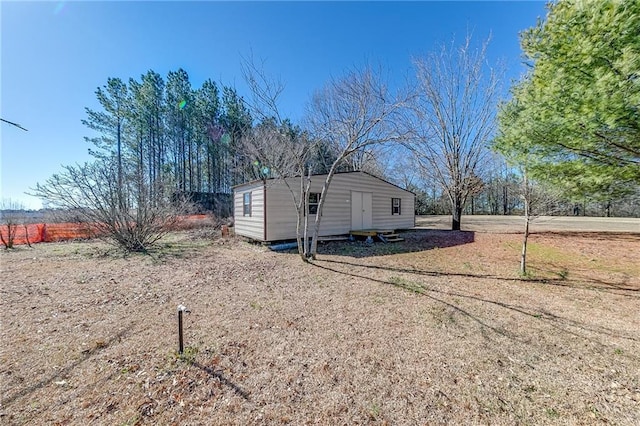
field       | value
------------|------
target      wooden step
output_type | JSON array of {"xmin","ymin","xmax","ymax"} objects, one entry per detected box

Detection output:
[
  {"xmin": 377, "ymin": 233, "xmax": 403, "ymax": 243},
  {"xmin": 384, "ymin": 237, "xmax": 404, "ymax": 242},
  {"xmin": 350, "ymin": 230, "xmax": 403, "ymax": 243},
  {"xmin": 381, "ymin": 233, "xmax": 399, "ymax": 238}
]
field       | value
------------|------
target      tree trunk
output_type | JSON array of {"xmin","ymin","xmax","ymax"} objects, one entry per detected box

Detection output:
[
  {"xmin": 302, "ymin": 169, "xmax": 313, "ymax": 259},
  {"xmin": 303, "ymin": 190, "xmax": 310, "ymax": 258},
  {"xmin": 24, "ymin": 224, "xmax": 32, "ymax": 248},
  {"xmin": 138, "ymin": 132, "xmax": 145, "ymax": 205},
  {"xmin": 296, "ymin": 202, "xmax": 306, "ymax": 261},
  {"xmin": 188, "ymin": 136, "xmax": 193, "ymax": 191},
  {"xmin": 502, "ymin": 185, "xmax": 508, "ymax": 215},
  {"xmin": 521, "ymin": 203, "xmax": 530, "ymax": 275},
  {"xmin": 310, "ymin": 168, "xmax": 338, "ymax": 259},
  {"xmin": 301, "ymin": 174, "xmax": 310, "ymax": 260},
  {"xmin": 451, "ymin": 203, "xmax": 463, "ymax": 231},
  {"xmin": 117, "ymin": 120, "xmax": 124, "ymax": 210},
  {"xmin": 296, "ymin": 207, "xmax": 306, "ymax": 261},
  {"xmin": 520, "ymin": 172, "xmax": 531, "ymax": 276}
]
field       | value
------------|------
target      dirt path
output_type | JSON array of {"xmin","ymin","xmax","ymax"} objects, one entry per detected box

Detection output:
[{"xmin": 416, "ymin": 215, "xmax": 640, "ymax": 233}]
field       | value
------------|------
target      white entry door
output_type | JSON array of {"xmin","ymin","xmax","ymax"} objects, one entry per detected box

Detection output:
[{"xmin": 351, "ymin": 191, "xmax": 373, "ymax": 230}]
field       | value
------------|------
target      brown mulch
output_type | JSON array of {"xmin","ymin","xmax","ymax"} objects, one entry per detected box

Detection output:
[{"xmin": 1, "ymin": 229, "xmax": 639, "ymax": 425}]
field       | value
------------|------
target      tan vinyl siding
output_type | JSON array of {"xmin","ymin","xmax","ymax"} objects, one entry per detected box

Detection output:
[
  {"xmin": 262, "ymin": 172, "xmax": 414, "ymax": 241},
  {"xmin": 234, "ymin": 172, "xmax": 415, "ymax": 242},
  {"xmin": 264, "ymin": 177, "xmax": 353, "ymax": 241},
  {"xmin": 335, "ymin": 172, "xmax": 415, "ymax": 230},
  {"xmin": 233, "ymin": 182, "xmax": 265, "ymax": 241},
  {"xmin": 263, "ymin": 180, "xmax": 299, "ymax": 241}
]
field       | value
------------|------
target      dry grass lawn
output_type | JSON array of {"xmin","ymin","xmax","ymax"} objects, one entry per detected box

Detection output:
[{"xmin": 1, "ymin": 227, "xmax": 639, "ymax": 425}]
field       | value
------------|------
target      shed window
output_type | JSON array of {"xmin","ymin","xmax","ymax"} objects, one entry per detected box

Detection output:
[
  {"xmin": 243, "ymin": 192, "xmax": 252, "ymax": 216},
  {"xmin": 392, "ymin": 198, "xmax": 401, "ymax": 215},
  {"xmin": 308, "ymin": 192, "xmax": 321, "ymax": 215}
]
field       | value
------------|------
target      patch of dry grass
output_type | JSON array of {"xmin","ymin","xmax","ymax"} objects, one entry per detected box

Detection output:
[{"xmin": 1, "ymin": 229, "xmax": 639, "ymax": 425}]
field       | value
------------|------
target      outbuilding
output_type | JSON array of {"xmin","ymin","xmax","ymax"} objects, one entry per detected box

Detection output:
[{"xmin": 233, "ymin": 171, "xmax": 415, "ymax": 242}]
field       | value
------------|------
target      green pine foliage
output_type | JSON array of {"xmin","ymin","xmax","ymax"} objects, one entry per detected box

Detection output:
[
  {"xmin": 81, "ymin": 69, "xmax": 253, "ymax": 207},
  {"xmin": 495, "ymin": 0, "xmax": 640, "ymax": 200}
]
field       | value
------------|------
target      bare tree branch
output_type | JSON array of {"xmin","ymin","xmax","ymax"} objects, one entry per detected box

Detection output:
[
  {"xmin": 305, "ymin": 65, "xmax": 411, "ymax": 258},
  {"xmin": 31, "ymin": 159, "xmax": 189, "ymax": 252},
  {"xmin": 0, "ymin": 118, "xmax": 28, "ymax": 131},
  {"xmin": 239, "ymin": 57, "xmax": 318, "ymax": 259},
  {"xmin": 407, "ymin": 35, "xmax": 502, "ymax": 230}
]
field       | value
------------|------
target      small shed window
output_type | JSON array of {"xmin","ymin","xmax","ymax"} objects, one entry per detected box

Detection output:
[
  {"xmin": 308, "ymin": 192, "xmax": 321, "ymax": 215},
  {"xmin": 392, "ymin": 198, "xmax": 401, "ymax": 215},
  {"xmin": 243, "ymin": 192, "xmax": 252, "ymax": 216}
]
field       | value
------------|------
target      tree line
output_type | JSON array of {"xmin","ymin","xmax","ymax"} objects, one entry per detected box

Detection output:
[
  {"xmin": 81, "ymin": 69, "xmax": 254, "ymax": 208},
  {"xmin": 31, "ymin": 69, "xmax": 258, "ymax": 250},
  {"xmin": 26, "ymin": 0, "xmax": 639, "ymax": 256}
]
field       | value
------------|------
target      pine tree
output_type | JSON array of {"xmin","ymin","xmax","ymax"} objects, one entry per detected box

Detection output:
[
  {"xmin": 82, "ymin": 77, "xmax": 130, "ymax": 207},
  {"xmin": 495, "ymin": 0, "xmax": 640, "ymax": 199}
]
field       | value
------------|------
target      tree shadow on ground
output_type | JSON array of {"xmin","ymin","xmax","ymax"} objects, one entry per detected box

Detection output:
[
  {"xmin": 314, "ymin": 228, "xmax": 638, "ymax": 296},
  {"xmin": 191, "ymin": 361, "xmax": 250, "ymax": 400},
  {"xmin": 313, "ymin": 260, "xmax": 515, "ymax": 341},
  {"xmin": 318, "ymin": 257, "xmax": 639, "ymax": 299},
  {"xmin": 317, "ymin": 230, "xmax": 475, "ymax": 258},
  {"xmin": 3, "ymin": 327, "xmax": 131, "ymax": 406},
  {"xmin": 311, "ymin": 260, "xmax": 640, "ymax": 346},
  {"xmin": 526, "ymin": 260, "xmax": 639, "ymax": 294},
  {"xmin": 530, "ymin": 231, "xmax": 640, "ymax": 242}
]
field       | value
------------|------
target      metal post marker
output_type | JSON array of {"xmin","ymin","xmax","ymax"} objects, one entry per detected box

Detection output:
[{"xmin": 177, "ymin": 304, "xmax": 190, "ymax": 354}]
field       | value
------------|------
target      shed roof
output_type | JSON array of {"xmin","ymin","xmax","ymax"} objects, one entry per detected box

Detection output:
[{"xmin": 232, "ymin": 170, "xmax": 415, "ymax": 195}]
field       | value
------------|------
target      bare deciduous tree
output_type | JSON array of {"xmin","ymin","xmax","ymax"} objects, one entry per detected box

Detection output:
[
  {"xmin": 241, "ymin": 120, "xmax": 317, "ymax": 259},
  {"xmin": 409, "ymin": 35, "xmax": 501, "ymax": 230},
  {"xmin": 0, "ymin": 199, "xmax": 27, "ymax": 249},
  {"xmin": 518, "ymin": 169, "xmax": 561, "ymax": 276},
  {"xmin": 32, "ymin": 159, "xmax": 189, "ymax": 252},
  {"xmin": 306, "ymin": 66, "xmax": 410, "ymax": 258},
  {"xmin": 241, "ymin": 61, "xmax": 409, "ymax": 260},
  {"xmin": 240, "ymin": 57, "xmax": 318, "ymax": 260},
  {"xmin": 385, "ymin": 150, "xmax": 421, "ymax": 190}
]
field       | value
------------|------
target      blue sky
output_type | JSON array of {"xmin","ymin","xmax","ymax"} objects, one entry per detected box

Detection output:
[{"xmin": 1, "ymin": 1, "xmax": 546, "ymax": 209}]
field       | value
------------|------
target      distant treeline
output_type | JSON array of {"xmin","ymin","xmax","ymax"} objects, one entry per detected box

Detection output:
[
  {"xmin": 82, "ymin": 69, "xmax": 253, "ymax": 213},
  {"xmin": 79, "ymin": 68, "xmax": 364, "ymax": 216},
  {"xmin": 32, "ymin": 66, "xmax": 639, "ymax": 219}
]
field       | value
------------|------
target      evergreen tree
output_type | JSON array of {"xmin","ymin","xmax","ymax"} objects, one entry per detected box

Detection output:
[
  {"xmin": 166, "ymin": 69, "xmax": 195, "ymax": 192},
  {"xmin": 128, "ymin": 70, "xmax": 166, "ymax": 203},
  {"xmin": 194, "ymin": 79, "xmax": 222, "ymax": 193},
  {"xmin": 495, "ymin": 0, "xmax": 640, "ymax": 200},
  {"xmin": 82, "ymin": 77, "xmax": 130, "ymax": 207},
  {"xmin": 220, "ymin": 86, "xmax": 252, "ymax": 189}
]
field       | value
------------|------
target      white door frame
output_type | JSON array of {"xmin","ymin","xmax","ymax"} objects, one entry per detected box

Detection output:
[{"xmin": 351, "ymin": 191, "xmax": 373, "ymax": 230}]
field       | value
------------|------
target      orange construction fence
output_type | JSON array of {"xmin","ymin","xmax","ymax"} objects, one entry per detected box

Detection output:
[
  {"xmin": 1, "ymin": 215, "xmax": 215, "ymax": 246},
  {"xmin": 1, "ymin": 223, "xmax": 93, "ymax": 246}
]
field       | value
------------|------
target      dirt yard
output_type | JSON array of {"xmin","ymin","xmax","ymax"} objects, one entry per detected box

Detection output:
[
  {"xmin": 416, "ymin": 214, "xmax": 640, "ymax": 233},
  {"xmin": 1, "ymin": 225, "xmax": 639, "ymax": 425}
]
